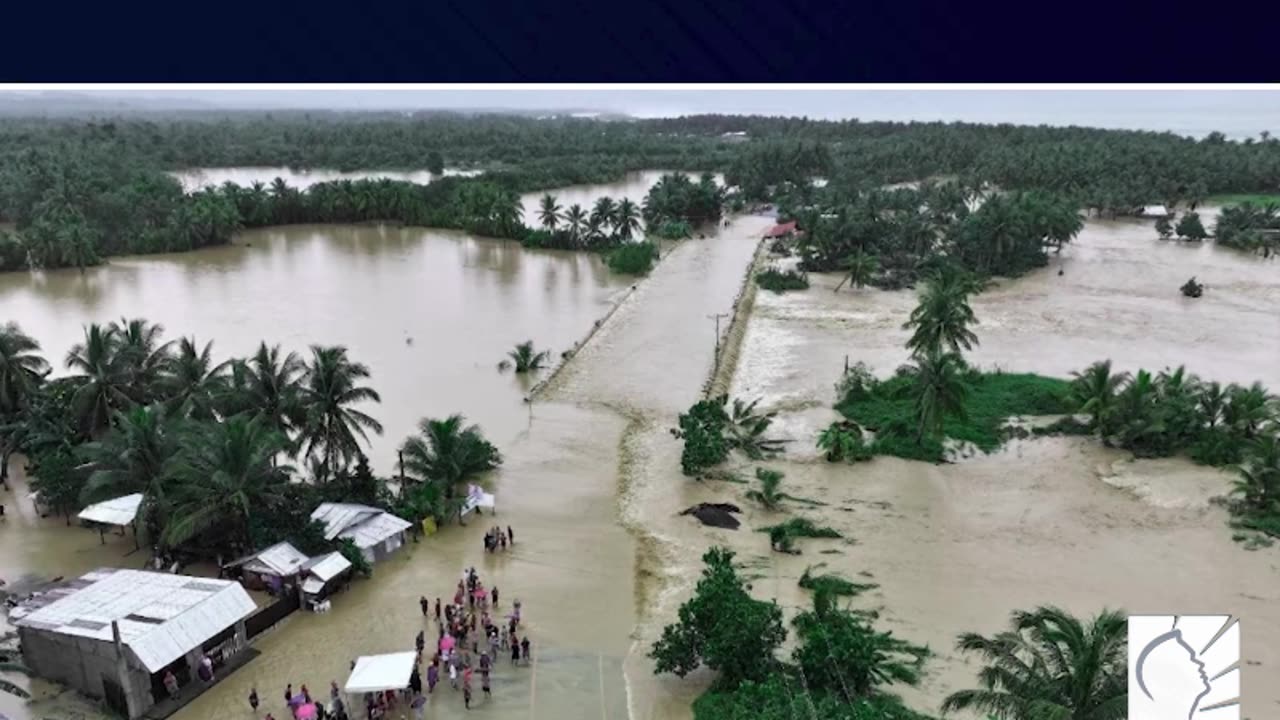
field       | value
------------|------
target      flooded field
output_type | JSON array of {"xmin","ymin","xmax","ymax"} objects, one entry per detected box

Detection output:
[
  {"xmin": 699, "ymin": 210, "xmax": 1280, "ymax": 718},
  {"xmin": 3, "ymin": 186, "xmax": 1277, "ymax": 720}
]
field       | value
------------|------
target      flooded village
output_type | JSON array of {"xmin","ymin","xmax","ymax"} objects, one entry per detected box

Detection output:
[{"xmin": 1, "ymin": 94, "xmax": 1278, "ymax": 720}]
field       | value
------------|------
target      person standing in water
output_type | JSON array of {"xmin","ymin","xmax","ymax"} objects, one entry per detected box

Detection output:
[
  {"xmin": 434, "ymin": 598, "xmax": 442, "ymax": 624},
  {"xmin": 419, "ymin": 596, "xmax": 429, "ymax": 617},
  {"xmin": 510, "ymin": 634, "xmax": 520, "ymax": 664},
  {"xmin": 521, "ymin": 636, "xmax": 531, "ymax": 665},
  {"xmin": 249, "ymin": 687, "xmax": 260, "ymax": 713},
  {"xmin": 506, "ymin": 526, "xmax": 514, "ymax": 545}
]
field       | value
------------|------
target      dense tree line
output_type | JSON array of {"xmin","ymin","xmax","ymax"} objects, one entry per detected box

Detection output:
[
  {"xmin": 641, "ymin": 172, "xmax": 725, "ymax": 226},
  {"xmin": 0, "ymin": 320, "xmax": 501, "ymax": 564},
  {"xmin": 788, "ymin": 182, "xmax": 1084, "ymax": 286},
  {"xmin": 1214, "ymin": 201, "xmax": 1280, "ymax": 253},
  {"xmin": 1, "ymin": 112, "xmax": 1275, "ymax": 271}
]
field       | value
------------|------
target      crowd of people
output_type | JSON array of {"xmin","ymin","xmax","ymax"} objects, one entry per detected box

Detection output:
[
  {"xmin": 416, "ymin": 565, "xmax": 531, "ymax": 712},
  {"xmin": 254, "ymin": 557, "xmax": 531, "ymax": 719}
]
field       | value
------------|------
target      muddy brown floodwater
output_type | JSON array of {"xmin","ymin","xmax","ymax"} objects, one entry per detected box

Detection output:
[
  {"xmin": 3, "ymin": 193, "xmax": 1277, "ymax": 720},
  {"xmin": 0, "ymin": 166, "xmax": 766, "ymax": 720},
  {"xmin": 685, "ymin": 208, "xmax": 1278, "ymax": 719}
]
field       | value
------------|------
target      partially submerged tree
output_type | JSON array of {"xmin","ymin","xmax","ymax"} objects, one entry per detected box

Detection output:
[
  {"xmin": 745, "ymin": 468, "xmax": 785, "ymax": 510},
  {"xmin": 507, "ymin": 341, "xmax": 551, "ymax": 373},
  {"xmin": 649, "ymin": 547, "xmax": 785, "ymax": 685},
  {"xmin": 1175, "ymin": 211, "xmax": 1209, "ymax": 240}
]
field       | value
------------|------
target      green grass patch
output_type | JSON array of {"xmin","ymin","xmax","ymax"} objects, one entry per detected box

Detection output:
[
  {"xmin": 836, "ymin": 370, "xmax": 1074, "ymax": 463},
  {"xmin": 1206, "ymin": 193, "xmax": 1280, "ymax": 206},
  {"xmin": 754, "ymin": 266, "xmax": 810, "ymax": 293},
  {"xmin": 799, "ymin": 565, "xmax": 878, "ymax": 598}
]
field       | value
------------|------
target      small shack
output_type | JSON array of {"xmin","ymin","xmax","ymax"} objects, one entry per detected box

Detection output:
[
  {"xmin": 1139, "ymin": 205, "xmax": 1171, "ymax": 218},
  {"xmin": 12, "ymin": 568, "xmax": 256, "ymax": 719},
  {"xmin": 300, "ymin": 552, "xmax": 353, "ymax": 607},
  {"xmin": 763, "ymin": 221, "xmax": 798, "ymax": 240},
  {"xmin": 222, "ymin": 541, "xmax": 310, "ymax": 594},
  {"xmin": 311, "ymin": 503, "xmax": 412, "ymax": 566},
  {"xmin": 77, "ymin": 493, "xmax": 144, "ymax": 547}
]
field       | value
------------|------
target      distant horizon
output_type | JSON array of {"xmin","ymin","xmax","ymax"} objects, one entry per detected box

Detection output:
[{"xmin": 0, "ymin": 88, "xmax": 1277, "ymax": 139}]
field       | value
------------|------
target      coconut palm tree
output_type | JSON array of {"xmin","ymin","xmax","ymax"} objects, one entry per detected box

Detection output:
[
  {"xmin": 563, "ymin": 203, "xmax": 588, "ymax": 247},
  {"xmin": 507, "ymin": 341, "xmax": 550, "ymax": 373},
  {"xmin": 0, "ymin": 322, "xmax": 50, "ymax": 484},
  {"xmin": 537, "ymin": 193, "xmax": 563, "ymax": 231},
  {"xmin": 110, "ymin": 317, "xmax": 172, "ymax": 402},
  {"xmin": 942, "ymin": 606, "xmax": 1128, "ymax": 720},
  {"xmin": 745, "ymin": 468, "xmax": 785, "ymax": 510},
  {"xmin": 727, "ymin": 397, "xmax": 785, "ymax": 459},
  {"xmin": 906, "ymin": 350, "xmax": 968, "ymax": 444},
  {"xmin": 243, "ymin": 342, "xmax": 308, "ymax": 450},
  {"xmin": 0, "ymin": 322, "xmax": 49, "ymax": 415},
  {"xmin": 158, "ymin": 337, "xmax": 227, "ymax": 420},
  {"xmin": 399, "ymin": 414, "xmax": 502, "ymax": 499},
  {"xmin": 833, "ymin": 250, "xmax": 879, "ymax": 292},
  {"xmin": 1233, "ymin": 434, "xmax": 1280, "ymax": 513},
  {"xmin": 1224, "ymin": 382, "xmax": 1275, "ymax": 440},
  {"xmin": 300, "ymin": 346, "xmax": 383, "ymax": 480},
  {"xmin": 65, "ymin": 323, "xmax": 130, "ymax": 436},
  {"xmin": 584, "ymin": 215, "xmax": 606, "ymax": 249},
  {"xmin": 77, "ymin": 405, "xmax": 177, "ymax": 541},
  {"xmin": 1070, "ymin": 360, "xmax": 1130, "ymax": 437},
  {"xmin": 591, "ymin": 197, "xmax": 618, "ymax": 233},
  {"xmin": 491, "ymin": 192, "xmax": 524, "ymax": 233},
  {"xmin": 1196, "ymin": 380, "xmax": 1228, "ymax": 429},
  {"xmin": 791, "ymin": 592, "xmax": 929, "ymax": 701},
  {"xmin": 162, "ymin": 415, "xmax": 293, "ymax": 551},
  {"xmin": 903, "ymin": 271, "xmax": 980, "ymax": 358},
  {"xmin": 615, "ymin": 198, "xmax": 642, "ymax": 241}
]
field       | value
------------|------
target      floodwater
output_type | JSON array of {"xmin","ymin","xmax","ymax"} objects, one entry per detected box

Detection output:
[
  {"xmin": 691, "ymin": 210, "xmax": 1279, "ymax": 718},
  {"xmin": 170, "ymin": 167, "xmax": 483, "ymax": 192},
  {"xmin": 0, "ymin": 167, "xmax": 768, "ymax": 720},
  {"xmin": 4, "ymin": 187, "xmax": 1278, "ymax": 720}
]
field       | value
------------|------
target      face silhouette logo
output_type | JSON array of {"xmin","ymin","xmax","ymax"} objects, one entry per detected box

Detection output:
[{"xmin": 1129, "ymin": 615, "xmax": 1240, "ymax": 720}]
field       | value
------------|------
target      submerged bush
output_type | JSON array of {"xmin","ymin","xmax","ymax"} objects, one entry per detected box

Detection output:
[
  {"xmin": 755, "ymin": 266, "xmax": 810, "ymax": 293},
  {"xmin": 607, "ymin": 241, "xmax": 659, "ymax": 275}
]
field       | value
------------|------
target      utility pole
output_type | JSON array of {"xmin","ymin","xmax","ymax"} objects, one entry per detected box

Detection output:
[{"xmin": 707, "ymin": 312, "xmax": 729, "ymax": 364}]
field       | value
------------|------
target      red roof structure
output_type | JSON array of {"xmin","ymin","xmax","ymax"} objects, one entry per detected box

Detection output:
[{"xmin": 763, "ymin": 221, "xmax": 797, "ymax": 238}]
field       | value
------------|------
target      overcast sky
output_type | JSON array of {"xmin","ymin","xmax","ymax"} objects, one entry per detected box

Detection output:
[{"xmin": 6, "ymin": 88, "xmax": 1278, "ymax": 138}]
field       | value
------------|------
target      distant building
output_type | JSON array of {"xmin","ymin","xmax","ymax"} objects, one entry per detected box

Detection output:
[
  {"xmin": 310, "ymin": 503, "xmax": 412, "ymax": 565},
  {"xmin": 12, "ymin": 569, "xmax": 256, "ymax": 719},
  {"xmin": 719, "ymin": 131, "xmax": 749, "ymax": 142},
  {"xmin": 763, "ymin": 221, "xmax": 798, "ymax": 239},
  {"xmin": 1139, "ymin": 205, "xmax": 1171, "ymax": 218}
]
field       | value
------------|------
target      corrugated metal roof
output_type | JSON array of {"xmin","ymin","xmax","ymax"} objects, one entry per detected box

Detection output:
[
  {"xmin": 302, "ymin": 552, "xmax": 352, "ymax": 582},
  {"xmin": 311, "ymin": 503, "xmax": 410, "ymax": 550},
  {"xmin": 77, "ymin": 493, "xmax": 143, "ymax": 527},
  {"xmin": 226, "ymin": 542, "xmax": 309, "ymax": 577},
  {"xmin": 13, "ymin": 569, "xmax": 256, "ymax": 673},
  {"xmin": 310, "ymin": 503, "xmax": 382, "ymax": 541},
  {"xmin": 301, "ymin": 578, "xmax": 325, "ymax": 595}
]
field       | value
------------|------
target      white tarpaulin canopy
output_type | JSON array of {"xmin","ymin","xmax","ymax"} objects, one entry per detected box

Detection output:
[
  {"xmin": 345, "ymin": 652, "xmax": 417, "ymax": 693},
  {"xmin": 460, "ymin": 484, "xmax": 496, "ymax": 517},
  {"xmin": 77, "ymin": 493, "xmax": 143, "ymax": 527}
]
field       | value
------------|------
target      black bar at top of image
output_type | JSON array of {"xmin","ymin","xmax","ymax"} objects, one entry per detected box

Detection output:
[{"xmin": 2, "ymin": 0, "xmax": 1277, "ymax": 81}]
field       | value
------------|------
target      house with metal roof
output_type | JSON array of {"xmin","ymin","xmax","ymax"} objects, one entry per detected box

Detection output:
[
  {"xmin": 310, "ymin": 503, "xmax": 412, "ymax": 565},
  {"xmin": 300, "ymin": 551, "xmax": 354, "ymax": 604},
  {"xmin": 12, "ymin": 568, "xmax": 256, "ymax": 719},
  {"xmin": 222, "ymin": 541, "xmax": 311, "ymax": 593}
]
